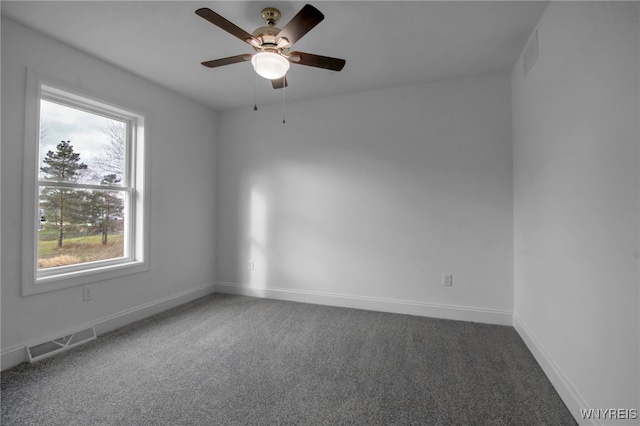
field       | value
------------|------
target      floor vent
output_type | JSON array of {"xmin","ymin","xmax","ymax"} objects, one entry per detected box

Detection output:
[{"xmin": 27, "ymin": 326, "xmax": 96, "ymax": 363}]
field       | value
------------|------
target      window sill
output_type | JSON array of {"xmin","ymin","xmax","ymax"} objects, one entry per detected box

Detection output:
[{"xmin": 23, "ymin": 261, "xmax": 149, "ymax": 296}]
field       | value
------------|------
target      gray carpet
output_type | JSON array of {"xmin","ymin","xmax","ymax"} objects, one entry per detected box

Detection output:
[{"xmin": 2, "ymin": 293, "xmax": 576, "ymax": 425}]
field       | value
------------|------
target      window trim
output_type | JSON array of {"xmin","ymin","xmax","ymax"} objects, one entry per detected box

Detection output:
[{"xmin": 22, "ymin": 69, "xmax": 150, "ymax": 296}]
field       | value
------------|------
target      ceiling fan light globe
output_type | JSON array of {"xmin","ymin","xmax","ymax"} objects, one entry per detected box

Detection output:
[{"xmin": 251, "ymin": 52, "xmax": 290, "ymax": 80}]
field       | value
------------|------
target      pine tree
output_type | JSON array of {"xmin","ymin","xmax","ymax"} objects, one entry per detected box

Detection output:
[
  {"xmin": 79, "ymin": 174, "xmax": 124, "ymax": 245},
  {"xmin": 40, "ymin": 141, "xmax": 88, "ymax": 248}
]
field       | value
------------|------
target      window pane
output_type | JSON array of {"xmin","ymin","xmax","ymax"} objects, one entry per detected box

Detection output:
[
  {"xmin": 39, "ymin": 99, "xmax": 125, "ymax": 185},
  {"xmin": 38, "ymin": 187, "xmax": 126, "ymax": 269}
]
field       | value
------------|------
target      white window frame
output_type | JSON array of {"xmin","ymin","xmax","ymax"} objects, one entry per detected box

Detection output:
[{"xmin": 22, "ymin": 69, "xmax": 150, "ymax": 296}]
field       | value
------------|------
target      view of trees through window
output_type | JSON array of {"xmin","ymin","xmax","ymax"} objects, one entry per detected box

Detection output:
[{"xmin": 38, "ymin": 99, "xmax": 127, "ymax": 269}]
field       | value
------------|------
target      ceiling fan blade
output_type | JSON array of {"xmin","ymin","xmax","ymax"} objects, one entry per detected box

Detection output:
[
  {"xmin": 276, "ymin": 4, "xmax": 324, "ymax": 46},
  {"xmin": 289, "ymin": 51, "xmax": 346, "ymax": 71},
  {"xmin": 201, "ymin": 54, "xmax": 252, "ymax": 68},
  {"xmin": 196, "ymin": 8, "xmax": 259, "ymax": 46},
  {"xmin": 271, "ymin": 76, "xmax": 288, "ymax": 89}
]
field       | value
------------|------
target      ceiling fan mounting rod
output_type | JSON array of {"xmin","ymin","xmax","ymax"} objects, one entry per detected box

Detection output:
[{"xmin": 261, "ymin": 7, "xmax": 281, "ymax": 27}]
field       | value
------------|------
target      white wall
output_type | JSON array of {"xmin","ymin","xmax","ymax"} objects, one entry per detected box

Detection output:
[
  {"xmin": 512, "ymin": 2, "xmax": 639, "ymax": 423},
  {"xmin": 215, "ymin": 72, "xmax": 514, "ymax": 324},
  {"xmin": 1, "ymin": 18, "xmax": 218, "ymax": 368}
]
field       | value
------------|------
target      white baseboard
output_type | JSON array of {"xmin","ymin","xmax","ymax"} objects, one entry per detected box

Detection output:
[
  {"xmin": 513, "ymin": 313, "xmax": 596, "ymax": 426},
  {"xmin": 1, "ymin": 283, "xmax": 216, "ymax": 371},
  {"xmin": 215, "ymin": 281, "xmax": 513, "ymax": 325}
]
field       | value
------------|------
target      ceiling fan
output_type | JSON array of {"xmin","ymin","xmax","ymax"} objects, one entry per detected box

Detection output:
[{"xmin": 195, "ymin": 4, "xmax": 346, "ymax": 89}]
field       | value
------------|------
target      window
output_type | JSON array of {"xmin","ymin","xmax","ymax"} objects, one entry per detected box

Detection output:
[{"xmin": 22, "ymin": 71, "xmax": 149, "ymax": 295}]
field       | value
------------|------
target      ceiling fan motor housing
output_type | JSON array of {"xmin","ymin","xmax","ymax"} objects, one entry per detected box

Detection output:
[{"xmin": 252, "ymin": 26, "xmax": 281, "ymax": 45}]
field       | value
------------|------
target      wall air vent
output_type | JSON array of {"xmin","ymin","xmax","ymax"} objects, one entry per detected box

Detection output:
[
  {"xmin": 523, "ymin": 30, "xmax": 539, "ymax": 77},
  {"xmin": 27, "ymin": 326, "xmax": 96, "ymax": 362}
]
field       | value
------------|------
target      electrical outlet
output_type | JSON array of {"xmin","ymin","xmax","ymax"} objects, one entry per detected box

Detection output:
[
  {"xmin": 83, "ymin": 286, "xmax": 92, "ymax": 301},
  {"xmin": 248, "ymin": 259, "xmax": 254, "ymax": 271},
  {"xmin": 443, "ymin": 273, "xmax": 453, "ymax": 287}
]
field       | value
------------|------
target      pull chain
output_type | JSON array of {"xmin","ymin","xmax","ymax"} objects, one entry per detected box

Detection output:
[
  {"xmin": 282, "ymin": 76, "xmax": 286, "ymax": 124},
  {"xmin": 253, "ymin": 63, "xmax": 258, "ymax": 111}
]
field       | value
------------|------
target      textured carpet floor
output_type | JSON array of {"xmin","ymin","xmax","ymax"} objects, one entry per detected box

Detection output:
[{"xmin": 2, "ymin": 293, "xmax": 576, "ymax": 425}]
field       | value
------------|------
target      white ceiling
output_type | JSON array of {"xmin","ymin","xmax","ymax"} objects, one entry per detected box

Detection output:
[{"xmin": 1, "ymin": 1, "xmax": 548, "ymax": 111}]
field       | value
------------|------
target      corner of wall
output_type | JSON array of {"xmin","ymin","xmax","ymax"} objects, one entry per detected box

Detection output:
[{"xmin": 513, "ymin": 314, "xmax": 599, "ymax": 426}]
